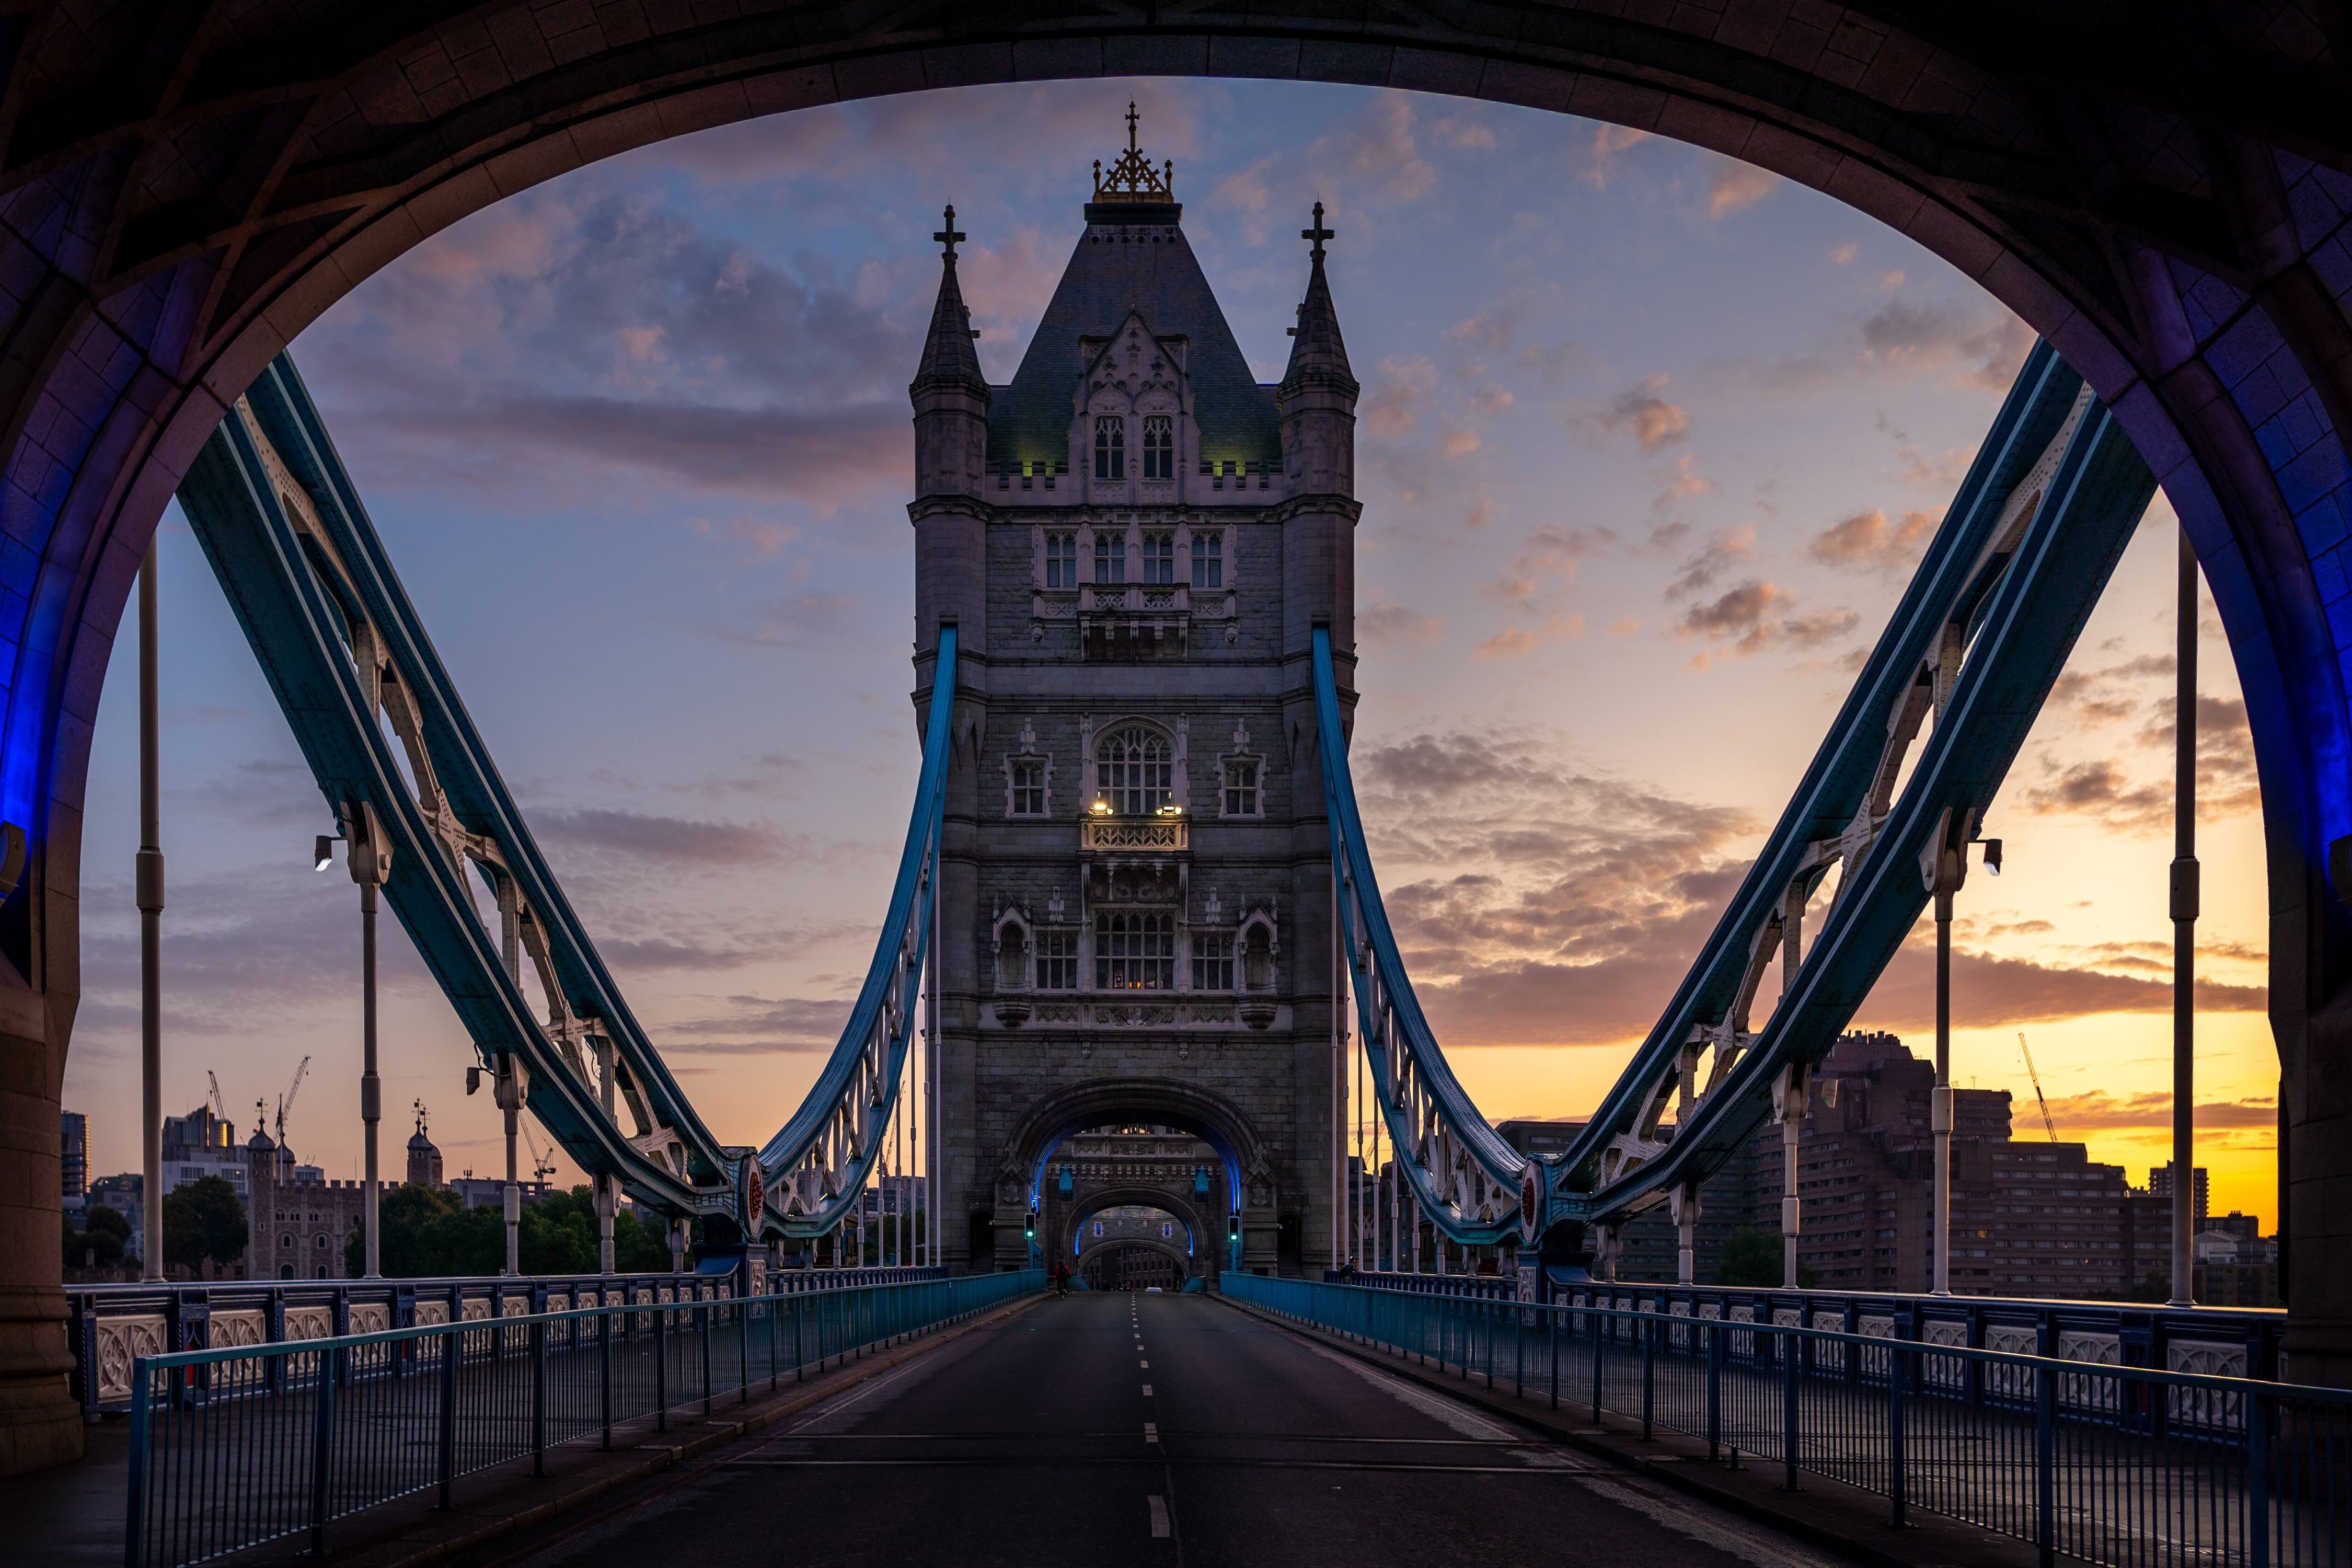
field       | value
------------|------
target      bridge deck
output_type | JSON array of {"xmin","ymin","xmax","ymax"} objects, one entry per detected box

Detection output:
[{"xmin": 434, "ymin": 1292, "xmax": 1839, "ymax": 1568}]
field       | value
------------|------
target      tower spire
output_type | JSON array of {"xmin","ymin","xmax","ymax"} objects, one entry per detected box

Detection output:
[
  {"xmin": 914, "ymin": 204, "xmax": 986, "ymax": 394},
  {"xmin": 1282, "ymin": 202, "xmax": 1354, "ymax": 391}
]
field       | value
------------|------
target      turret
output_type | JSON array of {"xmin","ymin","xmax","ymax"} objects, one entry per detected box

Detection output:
[
  {"xmin": 1276, "ymin": 204, "xmax": 1360, "ymax": 658},
  {"xmin": 1278, "ymin": 203, "xmax": 1358, "ymax": 499},
  {"xmin": 909, "ymin": 205, "xmax": 990, "ymax": 501},
  {"xmin": 908, "ymin": 205, "xmax": 991, "ymax": 665}
]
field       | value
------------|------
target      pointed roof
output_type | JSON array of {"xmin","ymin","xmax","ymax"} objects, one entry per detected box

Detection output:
[
  {"xmin": 1281, "ymin": 203, "xmax": 1356, "ymax": 395},
  {"xmin": 913, "ymin": 205, "xmax": 987, "ymax": 397},
  {"xmin": 987, "ymin": 111, "xmax": 1279, "ymax": 472}
]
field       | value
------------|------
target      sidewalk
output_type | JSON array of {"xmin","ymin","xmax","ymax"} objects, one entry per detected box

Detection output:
[
  {"xmin": 1216, "ymin": 1294, "xmax": 2043, "ymax": 1568},
  {"xmin": 6, "ymin": 1292, "xmax": 1043, "ymax": 1568}
]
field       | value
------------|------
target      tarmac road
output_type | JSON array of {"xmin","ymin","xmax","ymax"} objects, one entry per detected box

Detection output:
[{"xmin": 453, "ymin": 1289, "xmax": 1846, "ymax": 1568}]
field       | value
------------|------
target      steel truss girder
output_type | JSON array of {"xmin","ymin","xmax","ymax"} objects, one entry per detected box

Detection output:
[
  {"xmin": 1309, "ymin": 340, "xmax": 2157, "ymax": 1250},
  {"xmin": 1555, "ymin": 341, "xmax": 2157, "ymax": 1229},
  {"xmin": 1315, "ymin": 627, "xmax": 1528, "ymax": 1247},
  {"xmin": 176, "ymin": 353, "xmax": 948, "ymax": 1238}
]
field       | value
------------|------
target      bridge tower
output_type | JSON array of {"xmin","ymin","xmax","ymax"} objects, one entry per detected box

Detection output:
[{"xmin": 909, "ymin": 112, "xmax": 1357, "ymax": 1276}]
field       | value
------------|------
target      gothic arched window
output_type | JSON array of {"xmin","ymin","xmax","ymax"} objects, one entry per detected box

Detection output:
[
  {"xmin": 1143, "ymin": 416, "xmax": 1173, "ymax": 479},
  {"xmin": 1097, "ymin": 727, "xmax": 1172, "ymax": 815},
  {"xmin": 1094, "ymin": 416, "xmax": 1125, "ymax": 480}
]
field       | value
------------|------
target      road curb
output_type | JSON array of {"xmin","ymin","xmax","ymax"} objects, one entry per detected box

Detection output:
[
  {"xmin": 270, "ymin": 1292, "xmax": 1047, "ymax": 1568},
  {"xmin": 1213, "ymin": 1294, "xmax": 2039, "ymax": 1568}
]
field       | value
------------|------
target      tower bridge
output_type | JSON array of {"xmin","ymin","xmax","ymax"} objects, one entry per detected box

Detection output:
[{"xmin": 2, "ymin": 3, "xmax": 2350, "ymax": 1560}]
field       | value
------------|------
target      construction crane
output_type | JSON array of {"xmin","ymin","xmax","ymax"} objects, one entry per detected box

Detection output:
[
  {"xmin": 205, "ymin": 1070, "xmax": 229, "ymax": 1135},
  {"xmin": 274, "ymin": 1055, "xmax": 311, "ymax": 1148},
  {"xmin": 521, "ymin": 1121, "xmax": 559, "ymax": 1186},
  {"xmin": 2017, "ymin": 1032, "xmax": 2059, "ymax": 1143}
]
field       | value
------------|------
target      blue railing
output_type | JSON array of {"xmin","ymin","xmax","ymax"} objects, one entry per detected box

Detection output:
[
  {"xmin": 1227, "ymin": 1275, "xmax": 2347, "ymax": 1568},
  {"xmin": 122, "ymin": 1270, "xmax": 1043, "ymax": 1568},
  {"xmin": 67, "ymin": 1266, "xmax": 945, "ymax": 1415}
]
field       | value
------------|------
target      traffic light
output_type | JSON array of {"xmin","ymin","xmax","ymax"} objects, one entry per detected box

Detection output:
[
  {"xmin": 1025, "ymin": 1209, "xmax": 1038, "ymax": 1241},
  {"xmin": 1227, "ymin": 1214, "xmax": 1240, "ymax": 1244}
]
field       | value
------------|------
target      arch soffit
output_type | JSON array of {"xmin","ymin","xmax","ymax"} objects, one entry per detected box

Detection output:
[
  {"xmin": 10, "ymin": 11, "xmax": 2343, "ymax": 1044},
  {"xmin": 1078, "ymin": 1236, "xmax": 1194, "ymax": 1273},
  {"xmin": 1060, "ymin": 1185, "xmax": 1208, "ymax": 1246},
  {"xmin": 1007, "ymin": 1078, "xmax": 1265, "ymax": 1187}
]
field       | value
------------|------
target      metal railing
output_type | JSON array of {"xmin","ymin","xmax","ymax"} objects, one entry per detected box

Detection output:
[
  {"xmin": 123, "ymin": 1270, "xmax": 1043, "ymax": 1568},
  {"xmin": 68, "ymin": 1265, "xmax": 947, "ymax": 1414},
  {"xmin": 1227, "ymin": 1275, "xmax": 2350, "ymax": 1568}
]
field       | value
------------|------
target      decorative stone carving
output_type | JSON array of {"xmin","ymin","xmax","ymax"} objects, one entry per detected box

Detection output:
[{"xmin": 94, "ymin": 1315, "xmax": 166, "ymax": 1404}]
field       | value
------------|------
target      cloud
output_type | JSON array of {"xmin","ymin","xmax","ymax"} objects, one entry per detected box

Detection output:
[
  {"xmin": 1704, "ymin": 159, "xmax": 1778, "ymax": 218},
  {"xmin": 1474, "ymin": 614, "xmax": 1584, "ymax": 660},
  {"xmin": 1830, "ymin": 243, "xmax": 1858, "ymax": 266},
  {"xmin": 663, "ymin": 994, "xmax": 854, "ymax": 1054},
  {"xmin": 534, "ymin": 809, "xmax": 791, "ymax": 864},
  {"xmin": 2039, "ymin": 1091, "xmax": 2277, "ymax": 1133},
  {"xmin": 1484, "ymin": 524, "xmax": 1600, "ymax": 607},
  {"xmin": 1860, "ymin": 301, "xmax": 2036, "ymax": 393},
  {"xmin": 1589, "ymin": 373, "xmax": 1690, "ymax": 451},
  {"xmin": 2023, "ymin": 685, "xmax": 2260, "ymax": 834},
  {"xmin": 1361, "ymin": 604, "xmax": 1445, "ymax": 647},
  {"xmin": 1808, "ymin": 507, "xmax": 1939, "ymax": 571},
  {"xmin": 1306, "ymin": 93, "xmax": 1436, "ymax": 202},
  {"xmin": 1852, "ymin": 936, "xmax": 2267, "ymax": 1030},
  {"xmin": 308, "ymin": 188, "xmax": 926, "ymax": 508},
  {"xmin": 1440, "ymin": 430, "xmax": 1481, "ymax": 458},
  {"xmin": 1676, "ymin": 581, "xmax": 1795, "ymax": 650},
  {"xmin": 1362, "ymin": 355, "xmax": 1436, "ymax": 440},
  {"xmin": 1654, "ymin": 455, "xmax": 1719, "ymax": 509},
  {"xmin": 1583, "ymin": 125, "xmax": 1651, "ymax": 189},
  {"xmin": 1665, "ymin": 526, "xmax": 1754, "ymax": 599}
]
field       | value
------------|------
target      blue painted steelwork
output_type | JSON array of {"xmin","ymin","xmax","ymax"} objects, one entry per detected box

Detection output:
[
  {"xmin": 122, "ymin": 1272, "xmax": 1045, "ymax": 1568},
  {"xmin": 1313, "ymin": 341, "xmax": 2159, "ymax": 1242},
  {"xmin": 174, "ymin": 354, "xmax": 953, "ymax": 1237},
  {"xmin": 1230, "ymin": 1275, "xmax": 2341, "ymax": 1568},
  {"xmin": 1314, "ymin": 623, "xmax": 1526, "ymax": 1244}
]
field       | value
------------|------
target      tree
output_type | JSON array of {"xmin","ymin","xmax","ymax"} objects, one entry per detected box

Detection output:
[
  {"xmin": 162, "ymin": 1177, "xmax": 247, "ymax": 1274},
  {"xmin": 343, "ymin": 1181, "xmax": 686, "ymax": 1279},
  {"xmin": 1712, "ymin": 1225, "xmax": 1816, "ymax": 1288}
]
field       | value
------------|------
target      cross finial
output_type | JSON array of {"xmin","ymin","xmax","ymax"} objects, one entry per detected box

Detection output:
[
  {"xmin": 1126, "ymin": 101, "xmax": 1140, "ymax": 152},
  {"xmin": 1302, "ymin": 200, "xmax": 1335, "ymax": 259},
  {"xmin": 933, "ymin": 203, "xmax": 966, "ymax": 261}
]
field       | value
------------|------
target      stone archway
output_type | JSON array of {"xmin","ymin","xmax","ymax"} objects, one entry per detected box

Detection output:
[
  {"xmin": 1078, "ymin": 1234, "xmax": 1192, "ymax": 1291},
  {"xmin": 1058, "ymin": 1185, "xmax": 1214, "ymax": 1281},
  {"xmin": 994, "ymin": 1078, "xmax": 1272, "ymax": 1276},
  {"xmin": 7, "ymin": 3, "xmax": 2352, "ymax": 1471}
]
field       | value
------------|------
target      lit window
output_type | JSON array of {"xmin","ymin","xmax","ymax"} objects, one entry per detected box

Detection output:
[
  {"xmin": 1010, "ymin": 759, "xmax": 1046, "ymax": 816},
  {"xmin": 1191, "ymin": 932, "xmax": 1234, "ymax": 991},
  {"xmin": 1045, "ymin": 533, "xmax": 1078, "ymax": 589},
  {"xmin": 1142, "ymin": 533, "xmax": 1174, "ymax": 585},
  {"xmin": 1094, "ymin": 531, "xmax": 1125, "ymax": 585},
  {"xmin": 1191, "ymin": 532, "xmax": 1221, "ymax": 589},
  {"xmin": 1223, "ymin": 759, "xmax": 1259, "ymax": 816},
  {"xmin": 1037, "ymin": 930, "xmax": 1078, "ymax": 990},
  {"xmin": 1098, "ymin": 727, "xmax": 1171, "ymax": 815},
  {"xmin": 1143, "ymin": 416, "xmax": 1174, "ymax": 479},
  {"xmin": 1096, "ymin": 912, "xmax": 1174, "ymax": 990},
  {"xmin": 1094, "ymin": 416, "xmax": 1125, "ymax": 480}
]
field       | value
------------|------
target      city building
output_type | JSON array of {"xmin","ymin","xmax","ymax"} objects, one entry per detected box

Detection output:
[
  {"xmin": 86, "ymin": 1173, "xmax": 143, "ymax": 1264},
  {"xmin": 405, "ymin": 1105, "xmax": 445, "ymax": 1189},
  {"xmin": 160, "ymin": 1103, "xmax": 249, "ymax": 1199},
  {"xmin": 59, "ymin": 1111, "xmax": 86, "ymax": 1201},
  {"xmin": 2145, "ymin": 1161, "xmax": 2211, "ymax": 1229},
  {"xmin": 1610, "ymin": 1032, "xmax": 2209, "ymax": 1300},
  {"xmin": 448, "ymin": 1175, "xmax": 550, "ymax": 1211},
  {"xmin": 915, "ymin": 109, "xmax": 1359, "ymax": 1274},
  {"xmin": 242, "ymin": 1128, "xmax": 367, "ymax": 1281}
]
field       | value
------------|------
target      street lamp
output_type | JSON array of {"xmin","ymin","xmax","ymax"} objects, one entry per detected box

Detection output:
[
  {"xmin": 320, "ymin": 804, "xmax": 392, "ymax": 1278},
  {"xmin": 1922, "ymin": 811, "xmax": 2000, "ymax": 1297}
]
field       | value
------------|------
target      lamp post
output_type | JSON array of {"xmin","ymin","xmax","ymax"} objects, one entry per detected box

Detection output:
[
  {"xmin": 2171, "ymin": 527, "xmax": 2201, "ymax": 1308},
  {"xmin": 137, "ymin": 539, "xmax": 165, "ymax": 1282},
  {"xmin": 321, "ymin": 803, "xmax": 393, "ymax": 1278},
  {"xmin": 1922, "ymin": 811, "xmax": 1999, "ymax": 1296}
]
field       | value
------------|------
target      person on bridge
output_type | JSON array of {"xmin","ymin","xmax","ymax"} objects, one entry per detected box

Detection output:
[{"xmin": 1052, "ymin": 1261, "xmax": 1071, "ymax": 1297}]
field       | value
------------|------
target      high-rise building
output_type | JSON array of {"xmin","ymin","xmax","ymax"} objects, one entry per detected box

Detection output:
[
  {"xmin": 159, "ymin": 1103, "xmax": 248, "ymax": 1199},
  {"xmin": 1613, "ymin": 1032, "xmax": 2158, "ymax": 1298},
  {"xmin": 59, "ymin": 1111, "xmax": 86, "ymax": 1200},
  {"xmin": 2145, "ymin": 1161, "xmax": 2210, "ymax": 1228}
]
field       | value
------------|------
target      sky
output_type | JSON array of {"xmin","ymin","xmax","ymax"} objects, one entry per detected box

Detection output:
[{"xmin": 62, "ymin": 78, "xmax": 2280, "ymax": 1226}]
